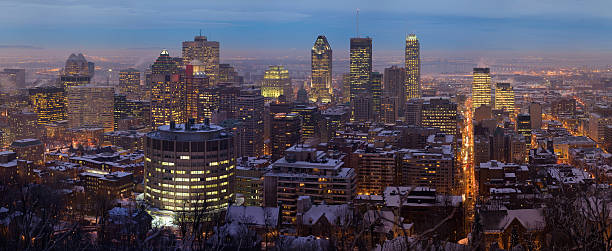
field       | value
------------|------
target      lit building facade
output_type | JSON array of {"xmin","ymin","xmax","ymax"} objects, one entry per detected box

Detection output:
[
  {"xmin": 10, "ymin": 138, "xmax": 44, "ymax": 165},
  {"xmin": 516, "ymin": 114, "xmax": 532, "ymax": 148},
  {"xmin": 270, "ymin": 113, "xmax": 301, "ymax": 161},
  {"xmin": 182, "ymin": 36, "xmax": 220, "ymax": 85},
  {"xmin": 401, "ymin": 145, "xmax": 456, "ymax": 194},
  {"xmin": 352, "ymin": 148, "xmax": 398, "ymax": 195},
  {"xmin": 67, "ymin": 85, "xmax": 114, "ymax": 132},
  {"xmin": 472, "ymin": 68, "xmax": 492, "ymax": 110},
  {"xmin": 60, "ymin": 53, "xmax": 91, "ymax": 89},
  {"xmin": 405, "ymin": 34, "xmax": 421, "ymax": 99},
  {"xmin": 494, "ymin": 83, "xmax": 514, "ymax": 113},
  {"xmin": 310, "ymin": 35, "xmax": 333, "ymax": 103},
  {"xmin": 261, "ymin": 65, "xmax": 292, "ymax": 100},
  {"xmin": 238, "ymin": 87, "xmax": 265, "ymax": 157},
  {"xmin": 349, "ymin": 37, "xmax": 372, "ymax": 105},
  {"xmin": 118, "ymin": 68, "xmax": 141, "ymax": 100},
  {"xmin": 384, "ymin": 66, "xmax": 406, "ymax": 115},
  {"xmin": 28, "ymin": 86, "xmax": 66, "ymax": 125},
  {"xmin": 421, "ymin": 97, "xmax": 458, "ymax": 137},
  {"xmin": 150, "ymin": 50, "xmax": 185, "ymax": 129},
  {"xmin": 144, "ymin": 122, "xmax": 236, "ymax": 213},
  {"xmin": 290, "ymin": 105, "xmax": 320, "ymax": 141},
  {"xmin": 371, "ymin": 72, "xmax": 383, "ymax": 121}
]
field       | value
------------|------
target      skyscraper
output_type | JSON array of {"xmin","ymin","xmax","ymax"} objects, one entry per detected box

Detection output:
[
  {"xmin": 349, "ymin": 37, "xmax": 372, "ymax": 104},
  {"xmin": 118, "ymin": 68, "xmax": 141, "ymax": 100},
  {"xmin": 405, "ymin": 34, "xmax": 421, "ymax": 99},
  {"xmin": 529, "ymin": 102, "xmax": 542, "ymax": 130},
  {"xmin": 150, "ymin": 50, "xmax": 185, "ymax": 129},
  {"xmin": 28, "ymin": 86, "xmax": 66, "ymax": 125},
  {"xmin": 290, "ymin": 104, "xmax": 320, "ymax": 141},
  {"xmin": 184, "ymin": 64, "xmax": 210, "ymax": 123},
  {"xmin": 270, "ymin": 113, "xmax": 301, "ymax": 161},
  {"xmin": 472, "ymin": 68, "xmax": 492, "ymax": 110},
  {"xmin": 311, "ymin": 35, "xmax": 332, "ymax": 103},
  {"xmin": 60, "ymin": 53, "xmax": 92, "ymax": 89},
  {"xmin": 67, "ymin": 85, "xmax": 114, "ymax": 132},
  {"xmin": 517, "ymin": 114, "xmax": 531, "ymax": 148},
  {"xmin": 371, "ymin": 72, "xmax": 383, "ymax": 121},
  {"xmin": 182, "ymin": 35, "xmax": 220, "ymax": 85},
  {"xmin": 421, "ymin": 97, "xmax": 458, "ymax": 137},
  {"xmin": 261, "ymin": 65, "xmax": 292, "ymax": 101},
  {"xmin": 218, "ymin": 64, "xmax": 241, "ymax": 85},
  {"xmin": 383, "ymin": 66, "xmax": 406, "ymax": 113},
  {"xmin": 494, "ymin": 83, "xmax": 515, "ymax": 113},
  {"xmin": 238, "ymin": 87, "xmax": 265, "ymax": 157}
]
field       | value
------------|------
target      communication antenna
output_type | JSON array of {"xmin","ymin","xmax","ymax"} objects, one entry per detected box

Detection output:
[
  {"xmin": 356, "ymin": 9, "xmax": 360, "ymax": 38},
  {"xmin": 199, "ymin": 29, "xmax": 202, "ymax": 36}
]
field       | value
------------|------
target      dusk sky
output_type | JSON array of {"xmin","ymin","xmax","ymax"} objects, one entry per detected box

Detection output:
[{"xmin": 2, "ymin": 0, "xmax": 612, "ymax": 54}]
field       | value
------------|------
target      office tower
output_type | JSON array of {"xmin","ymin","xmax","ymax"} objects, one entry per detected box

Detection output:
[
  {"xmin": 405, "ymin": 98, "xmax": 423, "ymax": 126},
  {"xmin": 421, "ymin": 97, "xmax": 458, "ymax": 137},
  {"xmin": 28, "ymin": 86, "xmax": 66, "ymax": 125},
  {"xmin": 270, "ymin": 113, "xmax": 301, "ymax": 161},
  {"xmin": 321, "ymin": 107, "xmax": 349, "ymax": 142},
  {"xmin": 401, "ymin": 145, "xmax": 456, "ymax": 194},
  {"xmin": 341, "ymin": 73, "xmax": 351, "ymax": 103},
  {"xmin": 551, "ymin": 97, "xmax": 576, "ymax": 117},
  {"xmin": 114, "ymin": 94, "xmax": 129, "ymax": 130},
  {"xmin": 352, "ymin": 93, "xmax": 374, "ymax": 122},
  {"xmin": 383, "ymin": 66, "xmax": 406, "ymax": 113},
  {"xmin": 296, "ymin": 86, "xmax": 309, "ymax": 104},
  {"xmin": 405, "ymin": 34, "xmax": 421, "ymax": 99},
  {"xmin": 150, "ymin": 50, "xmax": 185, "ymax": 129},
  {"xmin": 118, "ymin": 68, "xmax": 141, "ymax": 100},
  {"xmin": 349, "ymin": 37, "xmax": 372, "ymax": 104},
  {"xmin": 184, "ymin": 64, "xmax": 210, "ymax": 123},
  {"xmin": 516, "ymin": 114, "xmax": 532, "ymax": 148},
  {"xmin": 261, "ymin": 65, "xmax": 292, "ymax": 101},
  {"xmin": 182, "ymin": 35, "xmax": 220, "ymax": 85},
  {"xmin": 311, "ymin": 35, "xmax": 333, "ymax": 103},
  {"xmin": 474, "ymin": 105, "xmax": 492, "ymax": 123},
  {"xmin": 290, "ymin": 104, "xmax": 320, "ymax": 141},
  {"xmin": 60, "ymin": 53, "xmax": 91, "ymax": 89},
  {"xmin": 352, "ymin": 147, "xmax": 398, "ymax": 195},
  {"xmin": 238, "ymin": 87, "xmax": 265, "ymax": 157},
  {"xmin": 10, "ymin": 139, "xmax": 44, "ymax": 165},
  {"xmin": 144, "ymin": 121, "xmax": 236, "ymax": 213},
  {"xmin": 371, "ymin": 72, "xmax": 383, "ymax": 121},
  {"xmin": 604, "ymin": 125, "xmax": 612, "ymax": 153},
  {"xmin": 380, "ymin": 96, "xmax": 399, "ymax": 124},
  {"xmin": 263, "ymin": 146, "xmax": 356, "ymax": 223},
  {"xmin": 472, "ymin": 68, "xmax": 492, "ymax": 110},
  {"xmin": 494, "ymin": 83, "xmax": 515, "ymax": 113},
  {"xmin": 529, "ymin": 102, "xmax": 542, "ymax": 130},
  {"xmin": 219, "ymin": 64, "xmax": 241, "ymax": 85},
  {"xmin": 67, "ymin": 85, "xmax": 115, "ymax": 132}
]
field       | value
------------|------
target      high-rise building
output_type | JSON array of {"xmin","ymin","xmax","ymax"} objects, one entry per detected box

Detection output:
[
  {"xmin": 588, "ymin": 113, "xmax": 612, "ymax": 144},
  {"xmin": 28, "ymin": 86, "xmax": 66, "ymax": 125},
  {"xmin": 421, "ymin": 97, "xmax": 458, "ymax": 137},
  {"xmin": 383, "ymin": 66, "xmax": 406, "ymax": 114},
  {"xmin": 371, "ymin": 72, "xmax": 383, "ymax": 121},
  {"xmin": 472, "ymin": 68, "xmax": 492, "ymax": 110},
  {"xmin": 10, "ymin": 138, "xmax": 44, "ymax": 165},
  {"xmin": 270, "ymin": 113, "xmax": 301, "ymax": 161},
  {"xmin": 238, "ymin": 87, "xmax": 265, "ymax": 157},
  {"xmin": 218, "ymin": 64, "xmax": 241, "ymax": 85},
  {"xmin": 182, "ymin": 35, "xmax": 220, "ymax": 85},
  {"xmin": 0, "ymin": 69, "xmax": 25, "ymax": 91},
  {"xmin": 405, "ymin": 98, "xmax": 423, "ymax": 126},
  {"xmin": 405, "ymin": 34, "xmax": 421, "ymax": 99},
  {"xmin": 380, "ymin": 96, "xmax": 399, "ymax": 124},
  {"xmin": 341, "ymin": 73, "xmax": 351, "ymax": 103},
  {"xmin": 60, "ymin": 53, "xmax": 91, "ymax": 89},
  {"xmin": 551, "ymin": 97, "xmax": 576, "ymax": 117},
  {"xmin": 529, "ymin": 102, "xmax": 542, "ymax": 130},
  {"xmin": 184, "ymin": 64, "xmax": 210, "ymax": 123},
  {"xmin": 290, "ymin": 105, "xmax": 320, "ymax": 141},
  {"xmin": 349, "ymin": 37, "xmax": 372, "ymax": 104},
  {"xmin": 118, "ymin": 68, "xmax": 141, "ymax": 100},
  {"xmin": 401, "ymin": 145, "xmax": 456, "ymax": 194},
  {"xmin": 144, "ymin": 121, "xmax": 235, "ymax": 214},
  {"xmin": 352, "ymin": 93, "xmax": 374, "ymax": 122},
  {"xmin": 516, "ymin": 114, "xmax": 532, "ymax": 148},
  {"xmin": 261, "ymin": 65, "xmax": 292, "ymax": 101},
  {"xmin": 67, "ymin": 85, "xmax": 114, "ymax": 132},
  {"xmin": 150, "ymin": 50, "xmax": 185, "ymax": 129},
  {"xmin": 263, "ymin": 146, "xmax": 356, "ymax": 223},
  {"xmin": 352, "ymin": 147, "xmax": 398, "ymax": 195},
  {"xmin": 310, "ymin": 35, "xmax": 333, "ymax": 103},
  {"xmin": 494, "ymin": 83, "xmax": 514, "ymax": 113}
]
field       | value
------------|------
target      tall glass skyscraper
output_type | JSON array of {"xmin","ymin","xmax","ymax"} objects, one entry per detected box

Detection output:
[
  {"xmin": 150, "ymin": 50, "xmax": 185, "ymax": 129},
  {"xmin": 311, "ymin": 35, "xmax": 332, "ymax": 103},
  {"xmin": 350, "ymin": 37, "xmax": 372, "ymax": 121},
  {"xmin": 472, "ymin": 68, "xmax": 492, "ymax": 111},
  {"xmin": 405, "ymin": 34, "xmax": 421, "ymax": 99}
]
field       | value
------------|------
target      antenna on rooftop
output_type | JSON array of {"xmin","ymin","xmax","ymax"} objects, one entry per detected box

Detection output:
[
  {"xmin": 199, "ymin": 29, "xmax": 202, "ymax": 36},
  {"xmin": 356, "ymin": 9, "xmax": 360, "ymax": 38}
]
